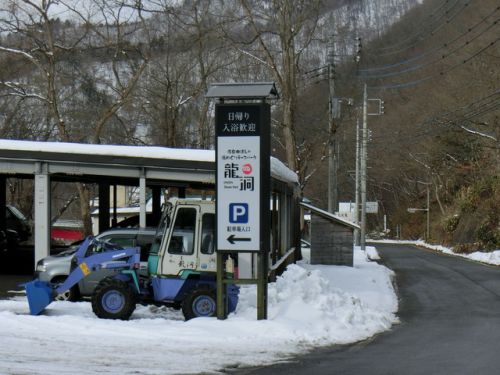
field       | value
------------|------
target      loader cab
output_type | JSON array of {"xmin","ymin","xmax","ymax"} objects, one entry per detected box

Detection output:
[{"xmin": 155, "ymin": 199, "xmax": 216, "ymax": 278}]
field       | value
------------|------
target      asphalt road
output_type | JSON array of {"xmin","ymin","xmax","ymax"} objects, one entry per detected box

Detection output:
[{"xmin": 232, "ymin": 243, "xmax": 500, "ymax": 375}]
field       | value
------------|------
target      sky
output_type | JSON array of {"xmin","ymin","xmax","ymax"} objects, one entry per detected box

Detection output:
[
  {"xmin": 0, "ymin": 246, "xmax": 398, "ymax": 375},
  {"xmin": 0, "ymin": 0, "xmax": 167, "ymax": 26}
]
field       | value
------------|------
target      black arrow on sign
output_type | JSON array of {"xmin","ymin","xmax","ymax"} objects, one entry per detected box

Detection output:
[{"xmin": 227, "ymin": 234, "xmax": 251, "ymax": 244}]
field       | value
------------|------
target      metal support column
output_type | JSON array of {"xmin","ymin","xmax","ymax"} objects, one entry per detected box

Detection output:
[
  {"xmin": 216, "ymin": 252, "xmax": 226, "ymax": 319},
  {"xmin": 112, "ymin": 184, "xmax": 117, "ymax": 227},
  {"xmin": 139, "ymin": 173, "xmax": 146, "ymax": 228},
  {"xmin": 257, "ymin": 252, "xmax": 268, "ymax": 320},
  {"xmin": 34, "ymin": 162, "xmax": 50, "ymax": 266}
]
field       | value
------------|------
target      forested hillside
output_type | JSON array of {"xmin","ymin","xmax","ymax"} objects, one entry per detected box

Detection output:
[
  {"xmin": 332, "ymin": 0, "xmax": 499, "ymax": 251},
  {"xmin": 0, "ymin": 0, "xmax": 497, "ymax": 250}
]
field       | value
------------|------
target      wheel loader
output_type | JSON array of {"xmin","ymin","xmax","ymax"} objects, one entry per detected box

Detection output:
[{"xmin": 25, "ymin": 199, "xmax": 239, "ymax": 320}]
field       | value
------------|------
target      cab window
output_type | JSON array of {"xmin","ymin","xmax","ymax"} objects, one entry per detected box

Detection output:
[
  {"xmin": 200, "ymin": 213, "xmax": 215, "ymax": 255},
  {"xmin": 168, "ymin": 208, "xmax": 196, "ymax": 255}
]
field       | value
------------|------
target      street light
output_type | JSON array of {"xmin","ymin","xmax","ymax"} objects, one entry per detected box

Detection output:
[{"xmin": 407, "ymin": 186, "xmax": 430, "ymax": 241}]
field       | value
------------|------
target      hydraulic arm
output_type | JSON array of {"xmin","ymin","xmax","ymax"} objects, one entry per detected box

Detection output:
[{"xmin": 25, "ymin": 236, "xmax": 140, "ymax": 315}]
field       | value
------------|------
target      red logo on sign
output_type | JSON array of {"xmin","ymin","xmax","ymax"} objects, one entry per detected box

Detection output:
[{"xmin": 242, "ymin": 163, "xmax": 253, "ymax": 175}]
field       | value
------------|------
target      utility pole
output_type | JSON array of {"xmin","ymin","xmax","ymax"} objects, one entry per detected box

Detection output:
[
  {"xmin": 327, "ymin": 35, "xmax": 338, "ymax": 213},
  {"xmin": 354, "ymin": 36, "xmax": 363, "ymax": 248},
  {"xmin": 360, "ymin": 83, "xmax": 368, "ymax": 251},
  {"xmin": 354, "ymin": 117, "xmax": 361, "ymax": 245}
]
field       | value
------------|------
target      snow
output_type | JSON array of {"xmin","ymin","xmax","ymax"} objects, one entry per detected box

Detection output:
[
  {"xmin": 300, "ymin": 202, "xmax": 360, "ymax": 229},
  {"xmin": 0, "ymin": 139, "xmax": 214, "ymax": 162},
  {"xmin": 0, "ymin": 247, "xmax": 397, "ymax": 375},
  {"xmin": 371, "ymin": 239, "xmax": 500, "ymax": 266}
]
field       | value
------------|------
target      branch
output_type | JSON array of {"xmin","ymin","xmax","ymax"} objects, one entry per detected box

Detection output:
[
  {"xmin": 240, "ymin": 0, "xmax": 283, "ymax": 86},
  {"xmin": 92, "ymin": 59, "xmax": 149, "ymax": 143},
  {"xmin": 1, "ymin": 81, "xmax": 47, "ymax": 101},
  {"xmin": 235, "ymin": 47, "xmax": 272, "ymax": 68},
  {"xmin": 0, "ymin": 45, "xmax": 41, "ymax": 68},
  {"xmin": 460, "ymin": 125, "xmax": 497, "ymax": 141},
  {"xmin": 408, "ymin": 153, "xmax": 431, "ymax": 170}
]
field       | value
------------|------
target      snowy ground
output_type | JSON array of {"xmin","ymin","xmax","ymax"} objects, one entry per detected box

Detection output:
[
  {"xmin": 0, "ymin": 247, "xmax": 398, "ymax": 375},
  {"xmin": 371, "ymin": 239, "xmax": 500, "ymax": 266}
]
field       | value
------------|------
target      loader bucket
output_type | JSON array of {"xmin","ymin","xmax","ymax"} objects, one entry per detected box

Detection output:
[{"xmin": 25, "ymin": 280, "xmax": 54, "ymax": 315}]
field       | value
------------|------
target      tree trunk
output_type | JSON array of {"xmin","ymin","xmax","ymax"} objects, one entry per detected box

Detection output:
[{"xmin": 76, "ymin": 184, "xmax": 93, "ymax": 236}]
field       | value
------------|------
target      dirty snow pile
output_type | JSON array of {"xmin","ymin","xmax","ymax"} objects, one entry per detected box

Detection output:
[
  {"xmin": 372, "ymin": 239, "xmax": 500, "ymax": 266},
  {"xmin": 0, "ymin": 247, "xmax": 397, "ymax": 375}
]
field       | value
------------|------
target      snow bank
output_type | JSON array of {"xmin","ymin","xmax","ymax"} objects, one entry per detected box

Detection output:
[
  {"xmin": 371, "ymin": 239, "xmax": 500, "ymax": 266},
  {"xmin": 0, "ymin": 248, "xmax": 397, "ymax": 375}
]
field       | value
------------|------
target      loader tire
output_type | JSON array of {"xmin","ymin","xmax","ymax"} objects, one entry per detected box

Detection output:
[
  {"xmin": 182, "ymin": 286, "xmax": 216, "ymax": 320},
  {"xmin": 92, "ymin": 277, "xmax": 136, "ymax": 320},
  {"xmin": 51, "ymin": 276, "xmax": 80, "ymax": 302}
]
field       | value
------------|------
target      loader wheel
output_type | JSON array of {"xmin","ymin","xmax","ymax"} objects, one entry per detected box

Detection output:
[
  {"xmin": 182, "ymin": 286, "xmax": 216, "ymax": 320},
  {"xmin": 92, "ymin": 277, "xmax": 136, "ymax": 320},
  {"xmin": 51, "ymin": 277, "xmax": 80, "ymax": 302}
]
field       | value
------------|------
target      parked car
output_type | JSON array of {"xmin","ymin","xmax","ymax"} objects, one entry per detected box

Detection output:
[
  {"xmin": 5, "ymin": 205, "xmax": 31, "ymax": 242},
  {"xmin": 35, "ymin": 227, "xmax": 156, "ymax": 301}
]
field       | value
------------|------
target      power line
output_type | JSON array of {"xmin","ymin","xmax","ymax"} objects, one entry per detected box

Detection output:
[
  {"xmin": 368, "ymin": 89, "xmax": 500, "ymax": 147},
  {"xmin": 367, "ymin": 35, "xmax": 500, "ymax": 90},
  {"xmin": 360, "ymin": 17, "xmax": 499, "ymax": 79},
  {"xmin": 377, "ymin": 0, "xmax": 461, "ymax": 52},
  {"xmin": 360, "ymin": 5, "xmax": 500, "ymax": 73},
  {"xmin": 374, "ymin": 0, "xmax": 470, "ymax": 56}
]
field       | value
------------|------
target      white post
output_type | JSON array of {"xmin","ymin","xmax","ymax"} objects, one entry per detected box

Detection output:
[
  {"xmin": 34, "ymin": 162, "xmax": 50, "ymax": 267},
  {"xmin": 139, "ymin": 172, "xmax": 146, "ymax": 228}
]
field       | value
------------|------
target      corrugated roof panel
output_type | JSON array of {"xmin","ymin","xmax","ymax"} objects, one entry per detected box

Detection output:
[{"xmin": 206, "ymin": 82, "xmax": 278, "ymax": 99}]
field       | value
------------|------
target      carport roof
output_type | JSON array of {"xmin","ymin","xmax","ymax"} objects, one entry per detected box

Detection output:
[
  {"xmin": 0, "ymin": 139, "xmax": 213, "ymax": 169},
  {"xmin": 0, "ymin": 139, "xmax": 298, "ymax": 184}
]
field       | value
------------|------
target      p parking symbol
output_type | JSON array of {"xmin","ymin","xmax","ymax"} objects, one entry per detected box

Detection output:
[{"xmin": 229, "ymin": 203, "xmax": 249, "ymax": 223}]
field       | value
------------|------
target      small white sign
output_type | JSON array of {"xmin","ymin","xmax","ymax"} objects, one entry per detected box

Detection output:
[
  {"xmin": 217, "ymin": 136, "xmax": 260, "ymax": 251},
  {"xmin": 366, "ymin": 201, "xmax": 378, "ymax": 214},
  {"xmin": 338, "ymin": 201, "xmax": 378, "ymax": 214}
]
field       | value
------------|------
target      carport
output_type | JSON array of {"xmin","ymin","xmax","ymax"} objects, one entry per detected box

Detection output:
[{"xmin": 0, "ymin": 139, "xmax": 216, "ymax": 267}]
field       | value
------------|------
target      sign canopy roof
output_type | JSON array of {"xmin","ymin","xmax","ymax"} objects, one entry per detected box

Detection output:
[{"xmin": 206, "ymin": 82, "xmax": 279, "ymax": 100}]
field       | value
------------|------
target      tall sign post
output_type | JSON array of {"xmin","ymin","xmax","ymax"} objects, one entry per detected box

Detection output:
[{"xmin": 206, "ymin": 82, "xmax": 276, "ymax": 320}]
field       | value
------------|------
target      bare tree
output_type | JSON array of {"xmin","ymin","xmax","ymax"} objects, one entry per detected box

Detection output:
[
  {"xmin": 0, "ymin": 0, "xmax": 152, "ymax": 233},
  {"xmin": 224, "ymin": 0, "xmax": 323, "ymax": 183}
]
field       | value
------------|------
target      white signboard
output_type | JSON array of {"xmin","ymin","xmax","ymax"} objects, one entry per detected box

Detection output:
[
  {"xmin": 216, "ymin": 104, "xmax": 268, "ymax": 252},
  {"xmin": 217, "ymin": 136, "xmax": 260, "ymax": 251},
  {"xmin": 338, "ymin": 201, "xmax": 379, "ymax": 214}
]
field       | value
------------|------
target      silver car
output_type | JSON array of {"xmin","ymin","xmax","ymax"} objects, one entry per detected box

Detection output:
[{"xmin": 35, "ymin": 228, "xmax": 156, "ymax": 300}]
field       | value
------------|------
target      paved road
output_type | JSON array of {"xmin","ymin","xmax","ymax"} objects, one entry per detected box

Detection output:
[{"xmin": 233, "ymin": 243, "xmax": 500, "ymax": 375}]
